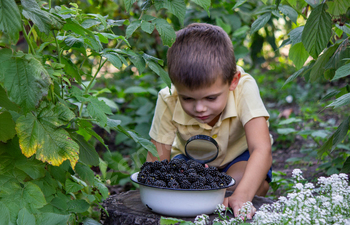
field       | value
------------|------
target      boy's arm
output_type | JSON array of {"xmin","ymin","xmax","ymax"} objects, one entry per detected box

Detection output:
[
  {"xmin": 227, "ymin": 116, "xmax": 272, "ymax": 218},
  {"xmin": 147, "ymin": 139, "xmax": 172, "ymax": 162}
]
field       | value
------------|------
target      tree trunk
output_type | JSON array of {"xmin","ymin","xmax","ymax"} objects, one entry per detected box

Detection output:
[{"xmin": 101, "ymin": 190, "xmax": 274, "ymax": 225}]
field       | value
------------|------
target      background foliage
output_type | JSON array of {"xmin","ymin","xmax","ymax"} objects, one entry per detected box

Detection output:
[{"xmin": 0, "ymin": 0, "xmax": 349, "ymax": 224}]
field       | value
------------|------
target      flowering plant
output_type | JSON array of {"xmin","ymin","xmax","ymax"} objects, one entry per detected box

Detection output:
[{"xmin": 160, "ymin": 169, "xmax": 350, "ymax": 225}]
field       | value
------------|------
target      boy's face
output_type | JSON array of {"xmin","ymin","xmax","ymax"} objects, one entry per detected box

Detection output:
[{"xmin": 175, "ymin": 72, "xmax": 240, "ymax": 127}]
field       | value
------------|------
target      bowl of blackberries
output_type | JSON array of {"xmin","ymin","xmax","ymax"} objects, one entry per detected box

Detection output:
[{"xmin": 130, "ymin": 158, "xmax": 235, "ymax": 217}]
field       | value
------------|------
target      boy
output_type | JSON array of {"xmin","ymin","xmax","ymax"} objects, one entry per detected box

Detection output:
[{"xmin": 147, "ymin": 23, "xmax": 272, "ymax": 219}]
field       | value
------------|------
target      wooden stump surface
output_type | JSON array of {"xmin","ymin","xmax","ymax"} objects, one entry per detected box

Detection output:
[{"xmin": 101, "ymin": 190, "xmax": 274, "ymax": 225}]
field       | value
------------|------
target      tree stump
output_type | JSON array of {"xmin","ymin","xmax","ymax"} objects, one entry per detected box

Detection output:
[{"xmin": 101, "ymin": 190, "xmax": 274, "ymax": 225}]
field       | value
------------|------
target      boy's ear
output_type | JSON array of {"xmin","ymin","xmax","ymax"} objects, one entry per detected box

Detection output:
[{"xmin": 229, "ymin": 71, "xmax": 241, "ymax": 91}]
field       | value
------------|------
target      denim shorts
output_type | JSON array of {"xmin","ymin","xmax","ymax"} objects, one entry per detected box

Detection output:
[{"xmin": 173, "ymin": 150, "xmax": 272, "ymax": 183}]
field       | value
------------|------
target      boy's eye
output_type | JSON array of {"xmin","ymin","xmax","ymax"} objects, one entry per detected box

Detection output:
[
  {"xmin": 182, "ymin": 97, "xmax": 193, "ymax": 101},
  {"xmin": 206, "ymin": 96, "xmax": 217, "ymax": 101}
]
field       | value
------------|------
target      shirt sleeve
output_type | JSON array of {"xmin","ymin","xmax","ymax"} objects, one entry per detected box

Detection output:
[
  {"xmin": 149, "ymin": 89, "xmax": 177, "ymax": 145},
  {"xmin": 236, "ymin": 74, "xmax": 270, "ymax": 126}
]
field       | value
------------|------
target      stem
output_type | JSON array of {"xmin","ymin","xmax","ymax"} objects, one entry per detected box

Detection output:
[
  {"xmin": 84, "ymin": 57, "xmax": 107, "ymax": 95},
  {"xmin": 22, "ymin": 24, "xmax": 35, "ymax": 54},
  {"xmin": 49, "ymin": 0, "xmax": 51, "ymax": 9},
  {"xmin": 138, "ymin": 11, "xmax": 144, "ymax": 20},
  {"xmin": 116, "ymin": 40, "xmax": 123, "ymax": 49},
  {"xmin": 53, "ymin": 30, "xmax": 61, "ymax": 63}
]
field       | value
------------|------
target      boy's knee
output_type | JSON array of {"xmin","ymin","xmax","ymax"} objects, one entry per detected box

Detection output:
[{"xmin": 256, "ymin": 180, "xmax": 269, "ymax": 196}]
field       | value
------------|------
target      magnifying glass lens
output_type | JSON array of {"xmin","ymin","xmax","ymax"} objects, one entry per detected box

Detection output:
[{"xmin": 185, "ymin": 135, "xmax": 219, "ymax": 164}]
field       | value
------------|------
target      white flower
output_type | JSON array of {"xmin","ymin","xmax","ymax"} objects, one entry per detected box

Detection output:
[
  {"xmin": 215, "ymin": 203, "xmax": 226, "ymax": 212},
  {"xmin": 292, "ymin": 168, "xmax": 304, "ymax": 180},
  {"xmin": 332, "ymin": 194, "xmax": 344, "ymax": 205},
  {"xmin": 295, "ymin": 183, "xmax": 303, "ymax": 190},
  {"xmin": 286, "ymin": 95, "xmax": 293, "ymax": 103},
  {"xmin": 194, "ymin": 214, "xmax": 209, "ymax": 225}
]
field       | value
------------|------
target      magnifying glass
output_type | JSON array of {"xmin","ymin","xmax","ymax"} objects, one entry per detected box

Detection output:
[{"xmin": 185, "ymin": 135, "xmax": 219, "ymax": 164}]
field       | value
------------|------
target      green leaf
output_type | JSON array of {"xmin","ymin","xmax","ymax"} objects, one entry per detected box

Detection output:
[
  {"xmin": 87, "ymin": 13, "xmax": 107, "ymax": 29},
  {"xmin": 160, "ymin": 217, "xmax": 189, "ymax": 225},
  {"xmin": 65, "ymin": 179, "xmax": 84, "ymax": 193},
  {"xmin": 126, "ymin": 20, "xmax": 141, "ymax": 38},
  {"xmin": 75, "ymin": 162, "xmax": 95, "ymax": 184},
  {"xmin": 332, "ymin": 63, "xmax": 350, "ymax": 81},
  {"xmin": 86, "ymin": 96, "xmax": 113, "ymax": 126},
  {"xmin": 15, "ymin": 158, "xmax": 46, "ymax": 179},
  {"xmin": 23, "ymin": 182, "xmax": 47, "ymax": 208},
  {"xmin": 332, "ymin": 116, "xmax": 350, "ymax": 149},
  {"xmin": 0, "ymin": 0, "xmax": 21, "ymax": 42},
  {"xmin": 277, "ymin": 128, "xmax": 296, "ymax": 134},
  {"xmin": 61, "ymin": 57, "xmax": 82, "ymax": 84},
  {"xmin": 154, "ymin": 0, "xmax": 186, "ymax": 25},
  {"xmin": 126, "ymin": 51, "xmax": 146, "ymax": 74},
  {"xmin": 99, "ymin": 158, "xmax": 108, "ymax": 180},
  {"xmin": 123, "ymin": 0, "xmax": 137, "ymax": 12},
  {"xmin": 77, "ymin": 119, "xmax": 110, "ymax": 152},
  {"xmin": 327, "ymin": 93, "xmax": 350, "ymax": 108},
  {"xmin": 341, "ymin": 156, "xmax": 350, "ymax": 173},
  {"xmin": 93, "ymin": 177, "xmax": 109, "ymax": 199},
  {"xmin": 102, "ymin": 52, "xmax": 122, "ymax": 69},
  {"xmin": 124, "ymin": 86, "xmax": 148, "ymax": 94},
  {"xmin": 67, "ymin": 199, "xmax": 90, "ymax": 213},
  {"xmin": 71, "ymin": 133, "xmax": 100, "ymax": 166},
  {"xmin": 216, "ymin": 17, "xmax": 231, "ymax": 34},
  {"xmin": 191, "ymin": 0, "xmax": 211, "ymax": 16},
  {"xmin": 82, "ymin": 218, "xmax": 102, "ymax": 225},
  {"xmin": 0, "ymin": 202, "xmax": 11, "ymax": 225},
  {"xmin": 278, "ymin": 4, "xmax": 298, "ymax": 24},
  {"xmin": 309, "ymin": 43, "xmax": 339, "ymax": 82},
  {"xmin": 16, "ymin": 102, "xmax": 79, "ymax": 169},
  {"xmin": 278, "ymin": 118, "xmax": 302, "ymax": 125},
  {"xmin": 36, "ymin": 212, "xmax": 70, "ymax": 225},
  {"xmin": 140, "ymin": 21, "xmax": 154, "ymax": 34},
  {"xmin": 301, "ymin": 4, "xmax": 332, "ymax": 58},
  {"xmin": 0, "ymin": 111, "xmax": 16, "ymax": 142},
  {"xmin": 327, "ymin": 0, "xmax": 350, "ymax": 16},
  {"xmin": 17, "ymin": 207, "xmax": 36, "ymax": 225},
  {"xmin": 0, "ymin": 51, "xmax": 51, "ymax": 113},
  {"xmin": 288, "ymin": 26, "xmax": 303, "ymax": 45},
  {"xmin": 153, "ymin": 18, "xmax": 176, "ymax": 47},
  {"xmin": 289, "ymin": 42, "xmax": 309, "ymax": 69},
  {"xmin": 21, "ymin": 0, "xmax": 52, "ymax": 35},
  {"xmin": 147, "ymin": 61, "xmax": 172, "ymax": 88},
  {"xmin": 232, "ymin": 0, "xmax": 247, "ymax": 9},
  {"xmin": 0, "ymin": 85, "xmax": 20, "ymax": 112},
  {"xmin": 250, "ymin": 13, "xmax": 271, "ymax": 34},
  {"xmin": 305, "ymin": 0, "xmax": 322, "ymax": 8}
]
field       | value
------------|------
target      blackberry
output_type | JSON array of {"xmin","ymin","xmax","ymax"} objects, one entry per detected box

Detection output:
[
  {"xmin": 190, "ymin": 181, "xmax": 204, "ymax": 189},
  {"xmin": 140, "ymin": 162, "xmax": 153, "ymax": 170},
  {"xmin": 187, "ymin": 173, "xmax": 199, "ymax": 183},
  {"xmin": 137, "ymin": 172, "xmax": 147, "ymax": 183},
  {"xmin": 148, "ymin": 173, "xmax": 158, "ymax": 182},
  {"xmin": 186, "ymin": 159, "xmax": 196, "ymax": 166},
  {"xmin": 217, "ymin": 179, "xmax": 227, "ymax": 187},
  {"xmin": 204, "ymin": 185, "xmax": 211, "ymax": 189},
  {"xmin": 191, "ymin": 162, "xmax": 204, "ymax": 173},
  {"xmin": 184, "ymin": 168, "xmax": 196, "ymax": 176},
  {"xmin": 169, "ymin": 158, "xmax": 181, "ymax": 170},
  {"xmin": 180, "ymin": 180, "xmax": 191, "ymax": 189},
  {"xmin": 168, "ymin": 179, "xmax": 180, "ymax": 189},
  {"xmin": 210, "ymin": 182, "xmax": 219, "ymax": 189},
  {"xmin": 165, "ymin": 173, "xmax": 176, "ymax": 182},
  {"xmin": 178, "ymin": 163, "xmax": 188, "ymax": 174},
  {"xmin": 207, "ymin": 166, "xmax": 219, "ymax": 177},
  {"xmin": 154, "ymin": 180, "xmax": 166, "ymax": 187},
  {"xmin": 205, "ymin": 174, "xmax": 214, "ymax": 184},
  {"xmin": 175, "ymin": 173, "xmax": 185, "ymax": 182},
  {"xmin": 145, "ymin": 177, "xmax": 155, "ymax": 185},
  {"xmin": 222, "ymin": 173, "xmax": 232, "ymax": 184},
  {"xmin": 160, "ymin": 165, "xmax": 168, "ymax": 173},
  {"xmin": 155, "ymin": 170, "xmax": 166, "ymax": 181},
  {"xmin": 152, "ymin": 161, "xmax": 162, "ymax": 170},
  {"xmin": 198, "ymin": 176, "xmax": 206, "ymax": 184},
  {"xmin": 141, "ymin": 164, "xmax": 153, "ymax": 174},
  {"xmin": 161, "ymin": 159, "xmax": 169, "ymax": 165}
]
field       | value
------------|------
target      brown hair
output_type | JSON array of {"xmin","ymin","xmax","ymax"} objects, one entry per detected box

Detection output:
[{"xmin": 167, "ymin": 23, "xmax": 236, "ymax": 89}]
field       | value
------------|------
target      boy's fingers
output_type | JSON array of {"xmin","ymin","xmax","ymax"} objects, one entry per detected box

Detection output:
[
  {"xmin": 223, "ymin": 197, "xmax": 228, "ymax": 207},
  {"xmin": 204, "ymin": 164, "xmax": 209, "ymax": 168}
]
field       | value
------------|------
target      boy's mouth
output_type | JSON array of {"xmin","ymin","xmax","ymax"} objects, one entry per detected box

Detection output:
[{"xmin": 196, "ymin": 115, "xmax": 209, "ymax": 120}]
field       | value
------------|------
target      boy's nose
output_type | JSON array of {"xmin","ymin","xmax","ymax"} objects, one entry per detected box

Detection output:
[{"xmin": 194, "ymin": 101, "xmax": 206, "ymax": 112}]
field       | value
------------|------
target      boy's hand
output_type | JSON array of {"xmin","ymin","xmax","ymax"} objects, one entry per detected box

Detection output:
[{"xmin": 223, "ymin": 194, "xmax": 256, "ymax": 220}]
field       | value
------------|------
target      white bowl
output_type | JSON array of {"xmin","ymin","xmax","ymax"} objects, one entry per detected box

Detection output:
[{"xmin": 130, "ymin": 172, "xmax": 235, "ymax": 217}]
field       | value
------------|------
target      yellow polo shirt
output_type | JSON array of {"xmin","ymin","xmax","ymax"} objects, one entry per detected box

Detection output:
[{"xmin": 149, "ymin": 66, "xmax": 271, "ymax": 168}]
